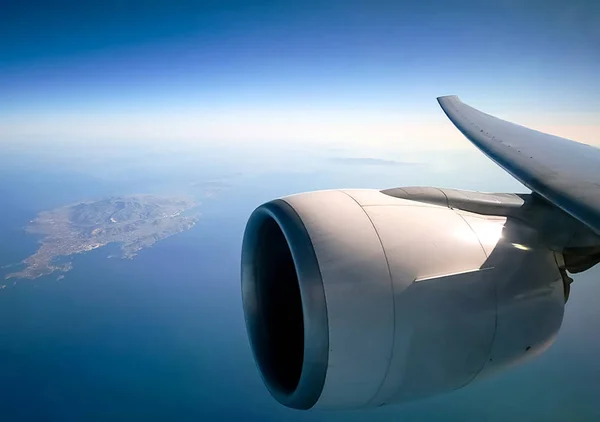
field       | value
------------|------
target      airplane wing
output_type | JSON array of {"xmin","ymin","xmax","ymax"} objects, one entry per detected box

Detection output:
[{"xmin": 438, "ymin": 95, "xmax": 600, "ymax": 235}]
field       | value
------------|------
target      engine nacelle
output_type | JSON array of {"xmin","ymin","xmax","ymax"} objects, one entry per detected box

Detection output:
[{"xmin": 241, "ymin": 189, "xmax": 565, "ymax": 410}]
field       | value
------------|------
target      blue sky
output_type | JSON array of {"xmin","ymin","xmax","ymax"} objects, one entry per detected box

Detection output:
[{"xmin": 1, "ymin": 0, "xmax": 599, "ymax": 145}]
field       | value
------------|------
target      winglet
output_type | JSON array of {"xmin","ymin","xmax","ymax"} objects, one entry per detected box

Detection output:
[
  {"xmin": 436, "ymin": 95, "xmax": 460, "ymax": 103},
  {"xmin": 437, "ymin": 95, "xmax": 462, "ymax": 113}
]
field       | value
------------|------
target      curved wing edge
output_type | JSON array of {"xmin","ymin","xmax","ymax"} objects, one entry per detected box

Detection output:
[{"xmin": 437, "ymin": 95, "xmax": 600, "ymax": 235}]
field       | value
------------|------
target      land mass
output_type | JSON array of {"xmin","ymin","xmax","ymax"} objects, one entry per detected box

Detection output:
[{"xmin": 6, "ymin": 195, "xmax": 200, "ymax": 280}]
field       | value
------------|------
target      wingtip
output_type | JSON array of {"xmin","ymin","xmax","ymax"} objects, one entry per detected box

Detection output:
[{"xmin": 436, "ymin": 95, "xmax": 460, "ymax": 103}]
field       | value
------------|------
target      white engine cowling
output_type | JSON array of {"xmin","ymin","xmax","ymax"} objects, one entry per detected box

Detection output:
[{"xmin": 241, "ymin": 189, "xmax": 565, "ymax": 410}]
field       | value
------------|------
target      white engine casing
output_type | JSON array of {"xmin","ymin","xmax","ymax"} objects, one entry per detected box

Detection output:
[{"xmin": 241, "ymin": 189, "xmax": 565, "ymax": 410}]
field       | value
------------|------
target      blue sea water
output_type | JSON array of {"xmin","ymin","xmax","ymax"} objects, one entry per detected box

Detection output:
[{"xmin": 1, "ymin": 147, "xmax": 600, "ymax": 421}]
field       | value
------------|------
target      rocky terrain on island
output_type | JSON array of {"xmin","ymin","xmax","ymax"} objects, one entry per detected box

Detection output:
[{"xmin": 6, "ymin": 195, "xmax": 200, "ymax": 280}]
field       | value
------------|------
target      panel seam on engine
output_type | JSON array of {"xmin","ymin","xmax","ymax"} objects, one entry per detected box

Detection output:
[
  {"xmin": 454, "ymin": 211, "xmax": 490, "ymax": 259},
  {"xmin": 339, "ymin": 190, "xmax": 396, "ymax": 407},
  {"xmin": 452, "ymin": 210, "xmax": 499, "ymax": 388},
  {"xmin": 414, "ymin": 266, "xmax": 494, "ymax": 282}
]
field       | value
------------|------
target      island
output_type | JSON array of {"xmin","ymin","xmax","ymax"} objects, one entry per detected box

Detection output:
[{"xmin": 6, "ymin": 195, "xmax": 200, "ymax": 280}]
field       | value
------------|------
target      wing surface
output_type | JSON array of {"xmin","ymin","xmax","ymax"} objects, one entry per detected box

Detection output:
[{"xmin": 438, "ymin": 95, "xmax": 600, "ymax": 234}]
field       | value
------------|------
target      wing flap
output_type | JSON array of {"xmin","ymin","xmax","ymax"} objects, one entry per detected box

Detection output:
[{"xmin": 438, "ymin": 95, "xmax": 600, "ymax": 234}]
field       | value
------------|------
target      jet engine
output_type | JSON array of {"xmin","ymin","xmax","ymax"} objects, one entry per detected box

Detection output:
[{"xmin": 241, "ymin": 189, "xmax": 566, "ymax": 410}]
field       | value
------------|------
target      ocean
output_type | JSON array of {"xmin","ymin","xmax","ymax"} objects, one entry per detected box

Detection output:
[{"xmin": 1, "ymin": 151, "xmax": 600, "ymax": 421}]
